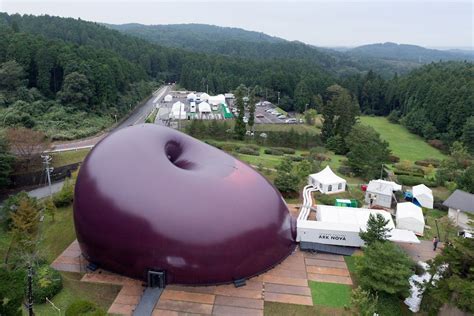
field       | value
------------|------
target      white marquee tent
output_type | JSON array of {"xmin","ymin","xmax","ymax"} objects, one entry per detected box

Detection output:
[
  {"xmin": 200, "ymin": 93, "xmax": 210, "ymax": 101},
  {"xmin": 308, "ymin": 166, "xmax": 346, "ymax": 194},
  {"xmin": 413, "ymin": 184, "xmax": 434, "ymax": 209},
  {"xmin": 164, "ymin": 94, "xmax": 173, "ymax": 102},
  {"xmin": 198, "ymin": 101, "xmax": 211, "ymax": 113},
  {"xmin": 208, "ymin": 94, "xmax": 226, "ymax": 105},
  {"xmin": 171, "ymin": 101, "xmax": 186, "ymax": 119},
  {"xmin": 396, "ymin": 202, "xmax": 425, "ymax": 235},
  {"xmin": 187, "ymin": 93, "xmax": 197, "ymax": 101}
]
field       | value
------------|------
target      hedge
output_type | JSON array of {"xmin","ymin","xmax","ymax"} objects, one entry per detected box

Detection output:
[
  {"xmin": 53, "ymin": 178, "xmax": 74, "ymax": 207},
  {"xmin": 264, "ymin": 148, "xmax": 284, "ymax": 156},
  {"xmin": 414, "ymin": 159, "xmax": 441, "ymax": 168},
  {"xmin": 236, "ymin": 147, "xmax": 260, "ymax": 156},
  {"xmin": 66, "ymin": 300, "xmax": 106, "ymax": 316},
  {"xmin": 272, "ymin": 147, "xmax": 296, "ymax": 154},
  {"xmin": 33, "ymin": 265, "xmax": 63, "ymax": 304},
  {"xmin": 397, "ymin": 175, "xmax": 436, "ymax": 187},
  {"xmin": 288, "ymin": 156, "xmax": 303, "ymax": 162}
]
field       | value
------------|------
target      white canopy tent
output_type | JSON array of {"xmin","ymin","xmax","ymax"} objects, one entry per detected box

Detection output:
[
  {"xmin": 187, "ymin": 93, "xmax": 197, "ymax": 101},
  {"xmin": 208, "ymin": 94, "xmax": 226, "ymax": 105},
  {"xmin": 164, "ymin": 94, "xmax": 173, "ymax": 102},
  {"xmin": 200, "ymin": 93, "xmax": 210, "ymax": 101},
  {"xmin": 198, "ymin": 101, "xmax": 211, "ymax": 113},
  {"xmin": 171, "ymin": 101, "xmax": 186, "ymax": 119},
  {"xmin": 308, "ymin": 166, "xmax": 346, "ymax": 194},
  {"xmin": 396, "ymin": 202, "xmax": 425, "ymax": 235},
  {"xmin": 413, "ymin": 184, "xmax": 434, "ymax": 209},
  {"xmin": 371, "ymin": 179, "xmax": 402, "ymax": 192}
]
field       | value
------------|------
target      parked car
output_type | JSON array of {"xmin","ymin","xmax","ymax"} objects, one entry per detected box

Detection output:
[
  {"xmin": 278, "ymin": 115, "xmax": 287, "ymax": 119},
  {"xmin": 256, "ymin": 114, "xmax": 264, "ymax": 118},
  {"xmin": 285, "ymin": 118, "xmax": 297, "ymax": 124},
  {"xmin": 243, "ymin": 117, "xmax": 249, "ymax": 123}
]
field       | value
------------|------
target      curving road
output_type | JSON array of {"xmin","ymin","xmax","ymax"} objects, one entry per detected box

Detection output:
[{"xmin": 51, "ymin": 85, "xmax": 171, "ymax": 152}]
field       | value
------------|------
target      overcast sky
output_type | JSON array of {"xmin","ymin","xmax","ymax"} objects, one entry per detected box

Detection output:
[{"xmin": 1, "ymin": 0, "xmax": 473, "ymax": 48}]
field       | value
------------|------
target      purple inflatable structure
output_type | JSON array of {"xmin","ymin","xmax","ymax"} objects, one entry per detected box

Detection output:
[{"xmin": 74, "ymin": 124, "xmax": 295, "ymax": 285}]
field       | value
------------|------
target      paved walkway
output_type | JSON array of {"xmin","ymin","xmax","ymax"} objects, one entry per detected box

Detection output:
[
  {"xmin": 52, "ymin": 240, "xmax": 352, "ymax": 315},
  {"xmin": 398, "ymin": 240, "xmax": 443, "ymax": 262}
]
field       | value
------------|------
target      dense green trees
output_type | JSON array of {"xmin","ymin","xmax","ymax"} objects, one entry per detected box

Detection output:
[
  {"xmin": 0, "ymin": 133, "xmax": 14, "ymax": 188},
  {"xmin": 421, "ymin": 237, "xmax": 474, "ymax": 314},
  {"xmin": 321, "ymin": 84, "xmax": 360, "ymax": 154},
  {"xmin": 345, "ymin": 124, "xmax": 390, "ymax": 179}
]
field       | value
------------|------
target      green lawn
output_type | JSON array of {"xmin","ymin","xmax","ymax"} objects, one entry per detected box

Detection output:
[
  {"xmin": 359, "ymin": 116, "xmax": 446, "ymax": 162},
  {"xmin": 50, "ymin": 149, "xmax": 91, "ymax": 168},
  {"xmin": 253, "ymin": 123, "xmax": 319, "ymax": 134},
  {"xmin": 309, "ymin": 281, "xmax": 351, "ymax": 308}
]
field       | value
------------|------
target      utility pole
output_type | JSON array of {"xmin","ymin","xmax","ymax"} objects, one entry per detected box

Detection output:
[
  {"xmin": 41, "ymin": 154, "xmax": 54, "ymax": 197},
  {"xmin": 380, "ymin": 163, "xmax": 384, "ymax": 179},
  {"xmin": 277, "ymin": 91, "xmax": 280, "ymax": 106},
  {"xmin": 27, "ymin": 265, "xmax": 33, "ymax": 316}
]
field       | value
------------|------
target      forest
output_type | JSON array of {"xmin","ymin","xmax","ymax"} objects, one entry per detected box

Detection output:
[{"xmin": 0, "ymin": 13, "xmax": 472, "ymax": 154}]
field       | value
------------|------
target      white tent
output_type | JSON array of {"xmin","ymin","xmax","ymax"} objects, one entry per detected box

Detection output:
[
  {"xmin": 200, "ymin": 93, "xmax": 210, "ymax": 101},
  {"xmin": 164, "ymin": 94, "xmax": 173, "ymax": 102},
  {"xmin": 371, "ymin": 179, "xmax": 402, "ymax": 192},
  {"xmin": 208, "ymin": 94, "xmax": 226, "ymax": 105},
  {"xmin": 198, "ymin": 101, "xmax": 211, "ymax": 113},
  {"xmin": 187, "ymin": 93, "xmax": 197, "ymax": 101},
  {"xmin": 171, "ymin": 101, "xmax": 186, "ymax": 119},
  {"xmin": 396, "ymin": 202, "xmax": 425, "ymax": 235},
  {"xmin": 308, "ymin": 166, "xmax": 346, "ymax": 194},
  {"xmin": 413, "ymin": 184, "xmax": 433, "ymax": 209}
]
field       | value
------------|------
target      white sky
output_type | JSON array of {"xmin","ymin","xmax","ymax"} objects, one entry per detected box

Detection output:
[{"xmin": 1, "ymin": 0, "xmax": 473, "ymax": 48}]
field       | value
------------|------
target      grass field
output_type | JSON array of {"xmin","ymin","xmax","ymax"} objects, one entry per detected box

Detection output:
[
  {"xmin": 359, "ymin": 116, "xmax": 446, "ymax": 162},
  {"xmin": 309, "ymin": 281, "xmax": 351, "ymax": 308},
  {"xmin": 51, "ymin": 149, "xmax": 91, "ymax": 169}
]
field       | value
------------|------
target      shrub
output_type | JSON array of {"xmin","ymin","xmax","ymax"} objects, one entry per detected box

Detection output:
[
  {"xmin": 387, "ymin": 110, "xmax": 401, "ymax": 123},
  {"xmin": 272, "ymin": 147, "xmax": 295, "ymax": 154},
  {"xmin": 33, "ymin": 265, "xmax": 63, "ymax": 304},
  {"xmin": 314, "ymin": 153, "xmax": 331, "ymax": 161},
  {"xmin": 53, "ymin": 178, "xmax": 74, "ymax": 207},
  {"xmin": 376, "ymin": 293, "xmax": 403, "ymax": 316},
  {"xmin": 388, "ymin": 155, "xmax": 400, "ymax": 163},
  {"xmin": 264, "ymin": 148, "xmax": 284, "ymax": 156},
  {"xmin": 0, "ymin": 267, "xmax": 26, "ymax": 316},
  {"xmin": 288, "ymin": 155, "xmax": 303, "ymax": 162},
  {"xmin": 316, "ymin": 194, "xmax": 336, "ymax": 206},
  {"xmin": 428, "ymin": 139, "xmax": 447, "ymax": 151},
  {"xmin": 246, "ymin": 144, "xmax": 261, "ymax": 151},
  {"xmin": 236, "ymin": 147, "xmax": 260, "ymax": 156},
  {"xmin": 397, "ymin": 175, "xmax": 436, "ymax": 187},
  {"xmin": 220, "ymin": 143, "xmax": 239, "ymax": 152},
  {"xmin": 66, "ymin": 300, "xmax": 106, "ymax": 316},
  {"xmin": 415, "ymin": 159, "xmax": 441, "ymax": 168}
]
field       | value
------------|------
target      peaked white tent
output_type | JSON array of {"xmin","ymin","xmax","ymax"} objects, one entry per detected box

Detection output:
[
  {"xmin": 413, "ymin": 184, "xmax": 433, "ymax": 209},
  {"xmin": 198, "ymin": 101, "xmax": 211, "ymax": 113},
  {"xmin": 308, "ymin": 166, "xmax": 346, "ymax": 194},
  {"xmin": 187, "ymin": 93, "xmax": 197, "ymax": 101},
  {"xmin": 164, "ymin": 94, "xmax": 173, "ymax": 102},
  {"xmin": 200, "ymin": 93, "xmax": 210, "ymax": 101},
  {"xmin": 396, "ymin": 202, "xmax": 425, "ymax": 235}
]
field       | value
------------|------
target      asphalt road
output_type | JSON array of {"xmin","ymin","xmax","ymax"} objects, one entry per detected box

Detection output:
[{"xmin": 51, "ymin": 85, "xmax": 170, "ymax": 152}]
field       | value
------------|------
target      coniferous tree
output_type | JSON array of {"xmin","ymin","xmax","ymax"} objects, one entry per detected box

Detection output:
[
  {"xmin": 359, "ymin": 213, "xmax": 392, "ymax": 246},
  {"xmin": 233, "ymin": 86, "xmax": 246, "ymax": 140}
]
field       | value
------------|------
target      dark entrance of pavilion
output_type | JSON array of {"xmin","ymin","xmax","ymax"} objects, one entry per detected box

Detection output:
[{"xmin": 147, "ymin": 270, "xmax": 166, "ymax": 288}]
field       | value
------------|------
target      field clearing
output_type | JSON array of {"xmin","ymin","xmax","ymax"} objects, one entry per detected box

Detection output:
[
  {"xmin": 359, "ymin": 116, "xmax": 446, "ymax": 162},
  {"xmin": 253, "ymin": 123, "xmax": 320, "ymax": 134},
  {"xmin": 51, "ymin": 149, "xmax": 91, "ymax": 168}
]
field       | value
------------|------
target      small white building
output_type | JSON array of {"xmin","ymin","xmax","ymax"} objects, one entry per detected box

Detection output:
[
  {"xmin": 308, "ymin": 166, "xmax": 346, "ymax": 194},
  {"xmin": 396, "ymin": 202, "xmax": 425, "ymax": 236},
  {"xmin": 198, "ymin": 101, "xmax": 211, "ymax": 114},
  {"xmin": 444, "ymin": 190, "xmax": 474, "ymax": 229},
  {"xmin": 171, "ymin": 101, "xmax": 186, "ymax": 119},
  {"xmin": 189, "ymin": 102, "xmax": 196, "ymax": 113},
  {"xmin": 365, "ymin": 179, "xmax": 400, "ymax": 209},
  {"xmin": 297, "ymin": 205, "xmax": 419, "ymax": 247},
  {"xmin": 164, "ymin": 94, "xmax": 173, "ymax": 102},
  {"xmin": 413, "ymin": 184, "xmax": 434, "ymax": 209},
  {"xmin": 224, "ymin": 93, "xmax": 235, "ymax": 99}
]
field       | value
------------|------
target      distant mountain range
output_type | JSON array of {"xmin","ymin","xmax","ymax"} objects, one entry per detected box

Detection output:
[
  {"xmin": 105, "ymin": 23, "xmax": 473, "ymax": 76},
  {"xmin": 348, "ymin": 42, "xmax": 473, "ymax": 63}
]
